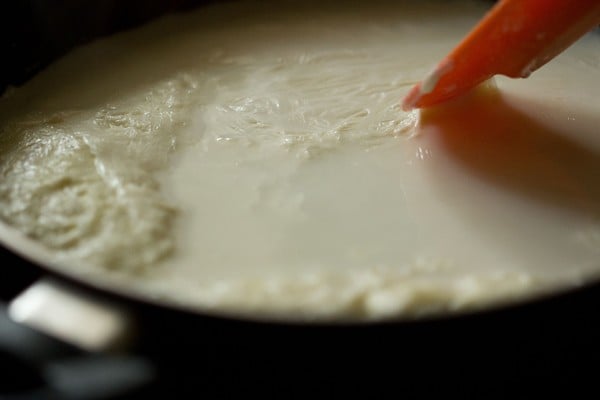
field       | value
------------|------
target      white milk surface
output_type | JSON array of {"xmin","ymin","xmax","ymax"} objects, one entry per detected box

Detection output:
[{"xmin": 0, "ymin": 0, "xmax": 599, "ymax": 321}]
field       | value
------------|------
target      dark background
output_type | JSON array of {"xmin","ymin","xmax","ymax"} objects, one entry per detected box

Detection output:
[{"xmin": 0, "ymin": 0, "xmax": 208, "ymax": 93}]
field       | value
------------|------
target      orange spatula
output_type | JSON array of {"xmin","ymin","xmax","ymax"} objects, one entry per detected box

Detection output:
[{"xmin": 402, "ymin": 0, "xmax": 600, "ymax": 111}]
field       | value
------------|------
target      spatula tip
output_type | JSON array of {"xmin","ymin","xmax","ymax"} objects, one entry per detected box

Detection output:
[{"xmin": 401, "ymin": 84, "xmax": 422, "ymax": 111}]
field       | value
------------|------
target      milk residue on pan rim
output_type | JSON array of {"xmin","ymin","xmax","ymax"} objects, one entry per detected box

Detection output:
[{"xmin": 0, "ymin": 222, "xmax": 591, "ymax": 323}]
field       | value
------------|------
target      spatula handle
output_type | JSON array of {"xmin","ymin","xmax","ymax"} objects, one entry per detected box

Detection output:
[{"xmin": 403, "ymin": 0, "xmax": 600, "ymax": 110}]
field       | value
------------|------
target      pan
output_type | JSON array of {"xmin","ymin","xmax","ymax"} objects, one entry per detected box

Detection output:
[{"xmin": 1, "ymin": 1, "xmax": 599, "ymax": 397}]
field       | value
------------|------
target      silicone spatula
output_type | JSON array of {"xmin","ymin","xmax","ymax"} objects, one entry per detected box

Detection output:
[{"xmin": 402, "ymin": 0, "xmax": 600, "ymax": 111}]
